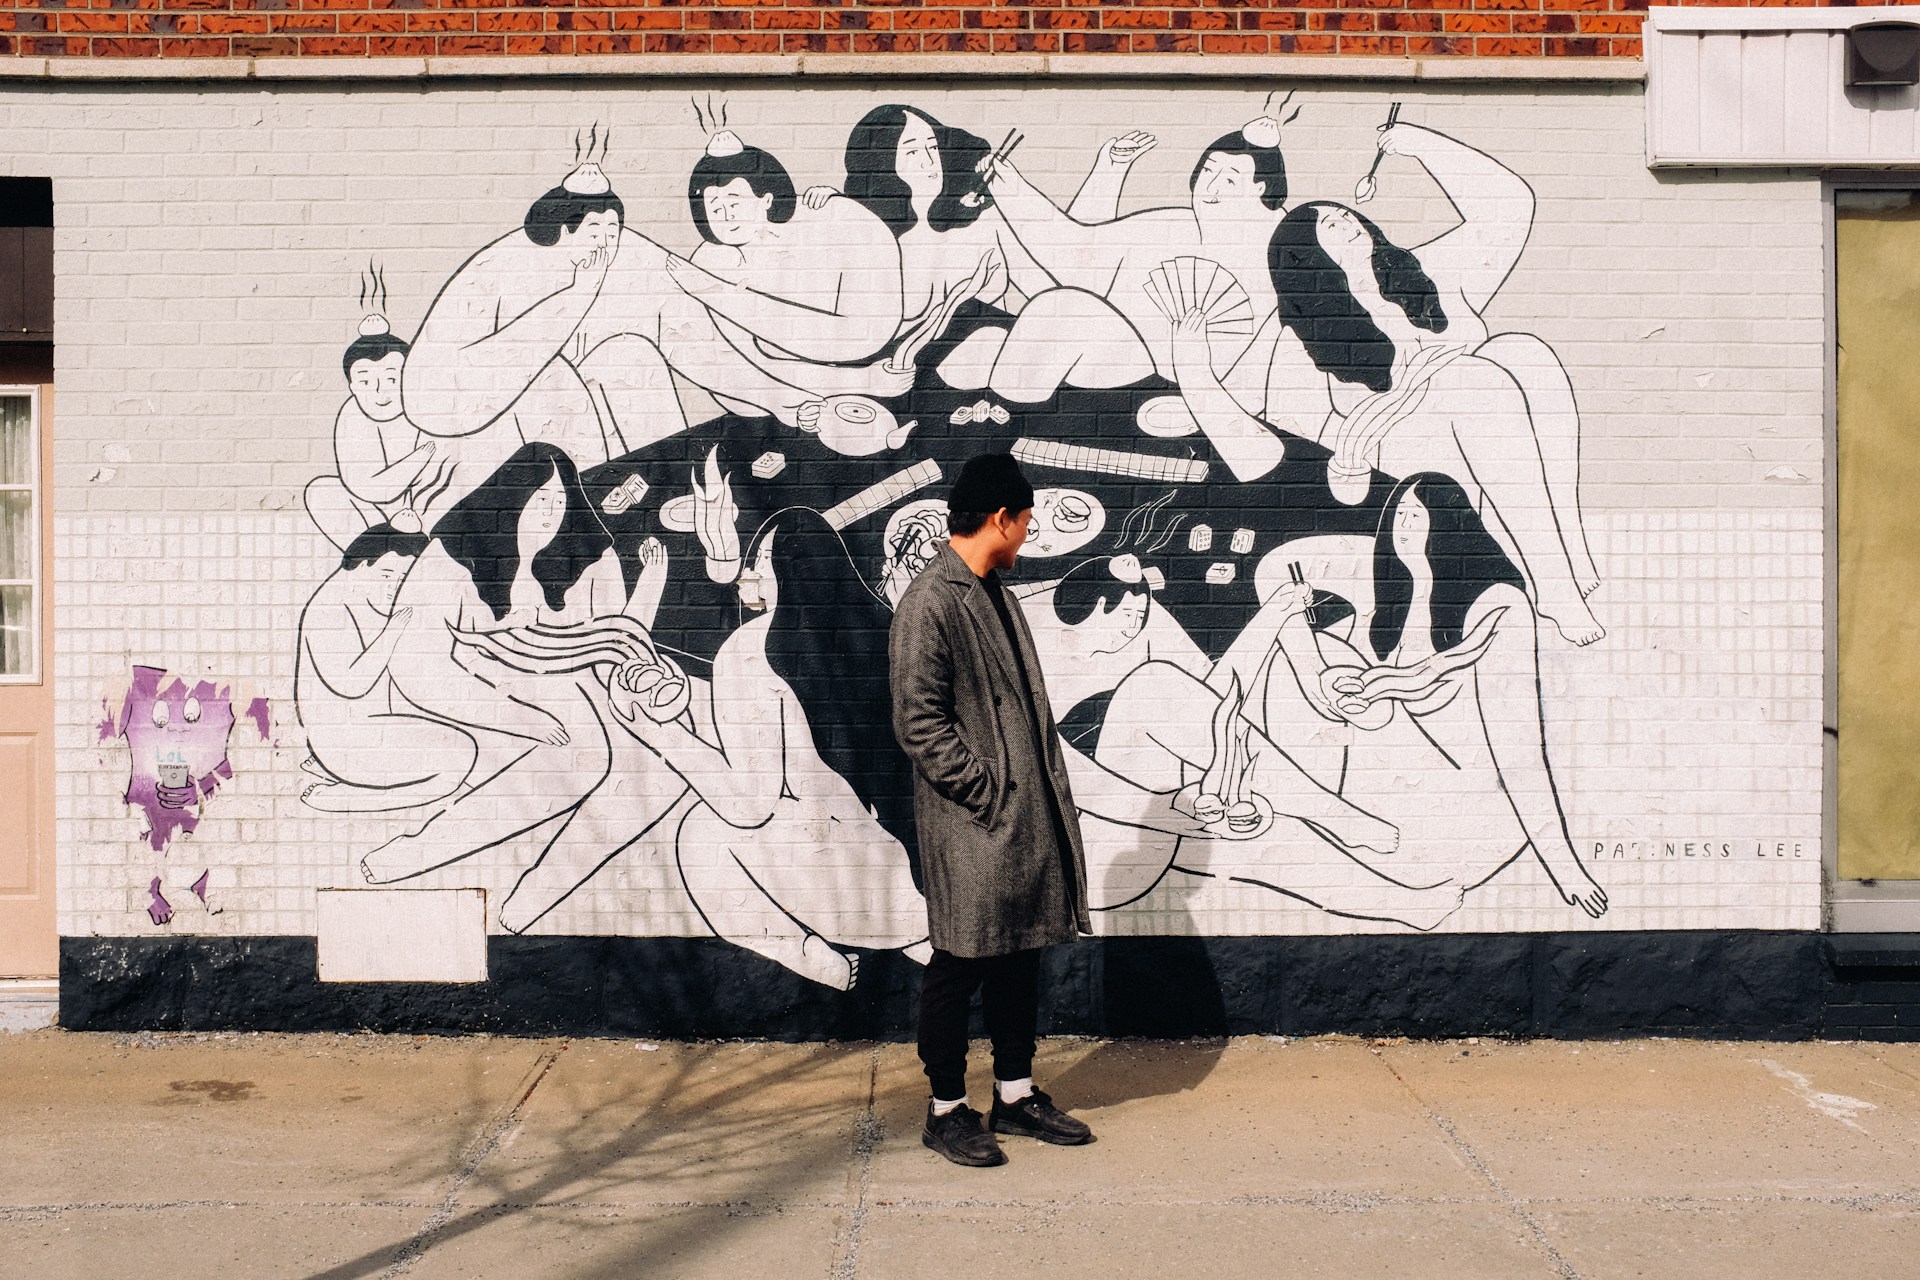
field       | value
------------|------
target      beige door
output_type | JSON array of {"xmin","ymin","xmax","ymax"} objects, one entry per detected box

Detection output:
[
  {"xmin": 1837, "ymin": 194, "xmax": 1920, "ymax": 885},
  {"xmin": 0, "ymin": 386, "xmax": 52, "ymax": 977}
]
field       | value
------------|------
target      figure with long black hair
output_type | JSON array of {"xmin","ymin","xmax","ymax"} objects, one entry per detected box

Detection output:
[
  {"xmin": 1264, "ymin": 200, "xmax": 1602, "ymax": 646},
  {"xmin": 1160, "ymin": 119, "xmax": 1601, "ymax": 643},
  {"xmin": 774, "ymin": 104, "xmax": 1050, "ymax": 408},
  {"xmin": 832, "ymin": 106, "xmax": 1043, "ymax": 350},
  {"xmin": 1251, "ymin": 474, "xmax": 1608, "ymax": 917},
  {"xmin": 595, "ymin": 506, "xmax": 931, "ymax": 989},
  {"xmin": 358, "ymin": 441, "xmax": 676, "ymax": 890}
]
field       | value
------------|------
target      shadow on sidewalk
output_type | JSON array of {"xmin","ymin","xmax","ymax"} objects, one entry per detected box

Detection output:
[
  {"xmin": 295, "ymin": 1039, "xmax": 899, "ymax": 1280},
  {"xmin": 1042, "ymin": 1037, "xmax": 1228, "ymax": 1111}
]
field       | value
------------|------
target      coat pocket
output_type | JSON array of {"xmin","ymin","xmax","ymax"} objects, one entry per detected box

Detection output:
[{"xmin": 966, "ymin": 759, "xmax": 1004, "ymax": 831}]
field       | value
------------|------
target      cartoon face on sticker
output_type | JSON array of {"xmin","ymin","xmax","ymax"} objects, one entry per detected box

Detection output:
[
  {"xmin": 115, "ymin": 666, "xmax": 241, "ymax": 850},
  {"xmin": 1020, "ymin": 489, "xmax": 1107, "ymax": 558}
]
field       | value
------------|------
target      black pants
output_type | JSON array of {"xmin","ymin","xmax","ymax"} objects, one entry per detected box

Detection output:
[{"xmin": 917, "ymin": 946, "xmax": 1042, "ymax": 1102}]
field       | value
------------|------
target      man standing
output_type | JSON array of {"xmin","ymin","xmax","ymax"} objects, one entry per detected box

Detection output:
[{"xmin": 889, "ymin": 453, "xmax": 1095, "ymax": 1168}]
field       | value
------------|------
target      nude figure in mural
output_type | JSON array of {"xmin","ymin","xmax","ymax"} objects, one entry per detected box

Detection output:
[
  {"xmin": 1332, "ymin": 119, "xmax": 1600, "ymax": 605},
  {"xmin": 303, "ymin": 316, "xmax": 449, "ymax": 551},
  {"xmin": 295, "ymin": 524, "xmax": 474, "ymax": 814},
  {"xmin": 583, "ymin": 507, "xmax": 933, "ymax": 989},
  {"xmin": 674, "ymin": 130, "xmax": 905, "ymax": 366},
  {"xmin": 964, "ymin": 107, "xmax": 1294, "ymax": 405},
  {"xmin": 401, "ymin": 148, "xmax": 690, "ymax": 515},
  {"xmin": 1258, "ymin": 199, "xmax": 1604, "ymax": 645},
  {"xmin": 666, "ymin": 129, "xmax": 935, "ymax": 443},
  {"xmin": 358, "ymin": 441, "xmax": 678, "ymax": 891},
  {"xmin": 1017, "ymin": 559, "xmax": 1465, "ymax": 930},
  {"xmin": 793, "ymin": 105, "xmax": 1052, "ymax": 387},
  {"xmin": 1243, "ymin": 475, "xmax": 1608, "ymax": 918}
]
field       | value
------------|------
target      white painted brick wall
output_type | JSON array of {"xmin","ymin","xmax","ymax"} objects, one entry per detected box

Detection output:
[{"xmin": 13, "ymin": 81, "xmax": 1822, "ymax": 945}]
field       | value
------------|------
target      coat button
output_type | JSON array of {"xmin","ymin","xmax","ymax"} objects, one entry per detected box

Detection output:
[
  {"xmin": 1008, "ymin": 779, "xmax": 1017, "ymax": 792},
  {"xmin": 993, "ymin": 695, "xmax": 1002, "ymax": 707}
]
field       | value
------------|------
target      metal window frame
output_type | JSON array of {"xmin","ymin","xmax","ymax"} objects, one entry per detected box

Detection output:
[
  {"xmin": 1823, "ymin": 175, "xmax": 1920, "ymax": 932},
  {"xmin": 0, "ymin": 384, "xmax": 41, "ymax": 687}
]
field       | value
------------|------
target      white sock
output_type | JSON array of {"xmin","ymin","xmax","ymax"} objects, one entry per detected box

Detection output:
[
  {"xmin": 996, "ymin": 1077, "xmax": 1034, "ymax": 1104},
  {"xmin": 931, "ymin": 1095, "xmax": 969, "ymax": 1117}
]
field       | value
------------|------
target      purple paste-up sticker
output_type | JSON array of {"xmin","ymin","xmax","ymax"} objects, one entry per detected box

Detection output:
[
  {"xmin": 147, "ymin": 877, "xmax": 173, "ymax": 926},
  {"xmin": 115, "ymin": 666, "xmax": 240, "ymax": 852},
  {"xmin": 189, "ymin": 870, "xmax": 209, "ymax": 903},
  {"xmin": 96, "ymin": 698, "xmax": 117, "ymax": 744},
  {"xmin": 243, "ymin": 697, "xmax": 271, "ymax": 742}
]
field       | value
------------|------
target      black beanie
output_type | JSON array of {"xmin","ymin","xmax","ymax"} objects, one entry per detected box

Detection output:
[{"xmin": 948, "ymin": 452, "xmax": 1035, "ymax": 516}]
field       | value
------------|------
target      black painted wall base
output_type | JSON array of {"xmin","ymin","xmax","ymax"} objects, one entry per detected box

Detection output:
[{"xmin": 60, "ymin": 929, "xmax": 1895, "ymax": 1040}]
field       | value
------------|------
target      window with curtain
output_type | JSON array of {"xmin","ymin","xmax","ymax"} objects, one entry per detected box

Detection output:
[{"xmin": 0, "ymin": 393, "xmax": 36, "ymax": 680}]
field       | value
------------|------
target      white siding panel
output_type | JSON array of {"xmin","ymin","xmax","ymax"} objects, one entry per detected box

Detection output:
[
  {"xmin": 1739, "ymin": 34, "xmax": 1787, "ymax": 159},
  {"xmin": 1655, "ymin": 31, "xmax": 1704, "ymax": 160},
  {"xmin": 1697, "ymin": 33, "xmax": 1748, "ymax": 159},
  {"xmin": 1867, "ymin": 82, "xmax": 1920, "ymax": 159},
  {"xmin": 1780, "ymin": 33, "xmax": 1835, "ymax": 162},
  {"xmin": 1648, "ymin": 8, "xmax": 1920, "ymax": 166}
]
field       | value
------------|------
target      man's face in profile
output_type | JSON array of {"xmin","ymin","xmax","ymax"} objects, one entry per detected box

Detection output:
[{"xmin": 994, "ymin": 507, "xmax": 1033, "ymax": 570}]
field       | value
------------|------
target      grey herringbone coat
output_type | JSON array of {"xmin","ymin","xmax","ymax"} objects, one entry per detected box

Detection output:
[{"xmin": 889, "ymin": 544, "xmax": 1091, "ymax": 958}]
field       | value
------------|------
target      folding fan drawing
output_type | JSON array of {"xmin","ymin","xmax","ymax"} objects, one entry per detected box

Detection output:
[{"xmin": 1144, "ymin": 256, "xmax": 1256, "ymax": 338}]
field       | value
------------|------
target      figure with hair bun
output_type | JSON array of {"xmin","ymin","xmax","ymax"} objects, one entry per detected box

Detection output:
[
  {"xmin": 402, "ymin": 144, "xmax": 692, "ymax": 506},
  {"xmin": 302, "ymin": 312, "xmax": 450, "ymax": 550},
  {"xmin": 968, "ymin": 108, "xmax": 1296, "ymax": 406},
  {"xmin": 666, "ymin": 128, "xmax": 906, "ymax": 367}
]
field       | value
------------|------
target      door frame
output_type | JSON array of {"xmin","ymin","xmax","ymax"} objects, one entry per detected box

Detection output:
[
  {"xmin": 0, "ymin": 379, "xmax": 52, "ymax": 977},
  {"xmin": 1824, "ymin": 174, "xmax": 1920, "ymax": 933}
]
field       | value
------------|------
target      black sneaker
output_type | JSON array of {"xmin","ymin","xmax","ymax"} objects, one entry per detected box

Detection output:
[
  {"xmin": 922, "ymin": 1103, "xmax": 1008, "ymax": 1167},
  {"xmin": 989, "ymin": 1088, "xmax": 1094, "ymax": 1145}
]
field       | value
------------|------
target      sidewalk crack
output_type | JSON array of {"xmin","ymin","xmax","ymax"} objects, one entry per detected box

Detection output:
[
  {"xmin": 829, "ymin": 1046, "xmax": 882, "ymax": 1280},
  {"xmin": 379, "ymin": 1041, "xmax": 567, "ymax": 1278},
  {"xmin": 1377, "ymin": 1050, "xmax": 1582, "ymax": 1280}
]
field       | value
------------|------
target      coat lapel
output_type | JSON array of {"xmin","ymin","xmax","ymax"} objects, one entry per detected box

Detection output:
[
  {"xmin": 1000, "ymin": 589, "xmax": 1056, "ymax": 725},
  {"xmin": 934, "ymin": 545, "xmax": 1025, "ymax": 695}
]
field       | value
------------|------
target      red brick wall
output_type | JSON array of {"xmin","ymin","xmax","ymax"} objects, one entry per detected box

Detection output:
[{"xmin": 0, "ymin": 0, "xmax": 1907, "ymax": 61}]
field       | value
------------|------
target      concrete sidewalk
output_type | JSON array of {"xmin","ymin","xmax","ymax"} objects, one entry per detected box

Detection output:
[{"xmin": 4, "ymin": 1032, "xmax": 1919, "ymax": 1279}]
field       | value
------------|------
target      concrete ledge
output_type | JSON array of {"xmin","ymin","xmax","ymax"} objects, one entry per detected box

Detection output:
[
  {"xmin": 1647, "ymin": 4, "xmax": 1920, "ymax": 35},
  {"xmin": 1828, "ymin": 934, "xmax": 1920, "ymax": 970},
  {"xmin": 0, "ymin": 979, "xmax": 59, "ymax": 1033},
  {"xmin": 3, "ymin": 52, "xmax": 1647, "ymax": 87}
]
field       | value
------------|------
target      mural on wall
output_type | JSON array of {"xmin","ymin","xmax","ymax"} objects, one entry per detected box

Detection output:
[{"xmin": 291, "ymin": 99, "xmax": 1611, "ymax": 988}]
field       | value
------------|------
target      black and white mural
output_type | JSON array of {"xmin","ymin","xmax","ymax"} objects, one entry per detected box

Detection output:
[{"xmin": 290, "ymin": 98, "xmax": 1613, "ymax": 989}]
